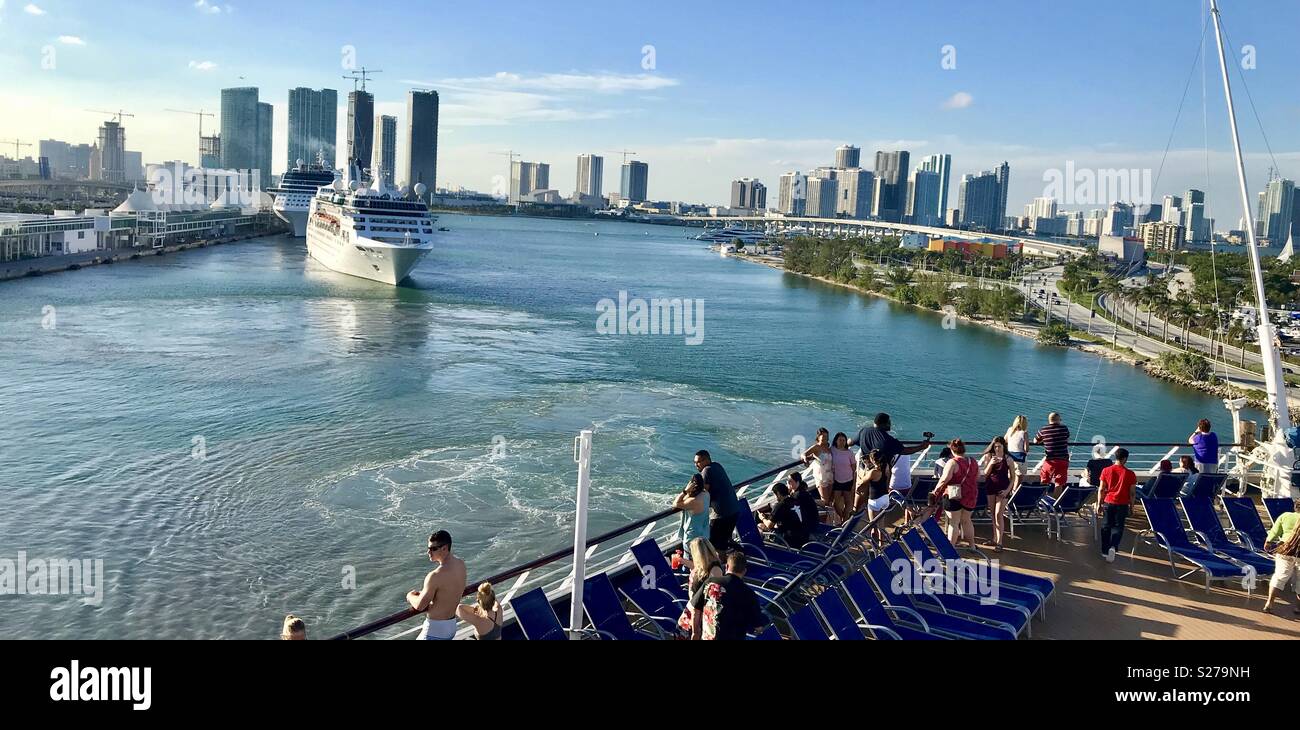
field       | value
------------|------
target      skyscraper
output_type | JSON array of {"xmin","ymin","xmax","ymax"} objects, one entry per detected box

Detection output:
[
  {"xmin": 403, "ymin": 90, "xmax": 439, "ymax": 198},
  {"xmin": 907, "ymin": 169, "xmax": 941, "ymax": 226},
  {"xmin": 871, "ymin": 150, "xmax": 910, "ymax": 222},
  {"xmin": 347, "ymin": 88, "xmax": 375, "ymax": 173},
  {"xmin": 287, "ymin": 87, "xmax": 338, "ymax": 169},
  {"xmin": 806, "ymin": 176, "xmax": 837, "ymax": 218},
  {"xmin": 729, "ymin": 179, "xmax": 766, "ymax": 210},
  {"xmin": 994, "ymin": 161, "xmax": 1010, "ymax": 230},
  {"xmin": 834, "ymin": 144, "xmax": 860, "ymax": 169},
  {"xmin": 837, "ymin": 168, "xmax": 874, "ymax": 219},
  {"xmin": 778, "ymin": 172, "xmax": 807, "ymax": 216},
  {"xmin": 620, "ymin": 160, "xmax": 648, "ymax": 203},
  {"xmin": 920, "ymin": 153, "xmax": 952, "ymax": 222},
  {"xmin": 1256, "ymin": 177, "xmax": 1296, "ymax": 245},
  {"xmin": 956, "ymin": 170, "xmax": 1001, "ymax": 232},
  {"xmin": 256, "ymin": 102, "xmax": 273, "ymax": 183},
  {"xmin": 199, "ymin": 135, "xmax": 221, "ymax": 169},
  {"xmin": 95, "ymin": 120, "xmax": 125, "ymax": 183},
  {"xmin": 576, "ymin": 154, "xmax": 603, "ymax": 197},
  {"xmin": 220, "ymin": 87, "xmax": 260, "ymax": 174},
  {"xmin": 372, "ymin": 115, "xmax": 397, "ymax": 186},
  {"xmin": 510, "ymin": 161, "xmax": 550, "ymax": 202}
]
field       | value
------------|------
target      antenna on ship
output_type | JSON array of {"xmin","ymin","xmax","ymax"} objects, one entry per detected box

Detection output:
[{"xmin": 1210, "ymin": 0, "xmax": 1298, "ymax": 498}]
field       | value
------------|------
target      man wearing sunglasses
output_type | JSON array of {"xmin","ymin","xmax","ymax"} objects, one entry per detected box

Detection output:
[{"xmin": 407, "ymin": 530, "xmax": 467, "ymax": 640}]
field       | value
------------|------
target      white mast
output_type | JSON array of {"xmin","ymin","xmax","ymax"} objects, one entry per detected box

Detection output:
[{"xmin": 1210, "ymin": 0, "xmax": 1290, "ymax": 434}]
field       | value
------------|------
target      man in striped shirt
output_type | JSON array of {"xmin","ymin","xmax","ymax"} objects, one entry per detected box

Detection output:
[{"xmin": 1034, "ymin": 412, "xmax": 1071, "ymax": 496}]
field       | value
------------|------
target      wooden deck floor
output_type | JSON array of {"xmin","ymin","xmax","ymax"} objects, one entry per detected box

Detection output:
[{"xmin": 959, "ymin": 511, "xmax": 1300, "ymax": 640}]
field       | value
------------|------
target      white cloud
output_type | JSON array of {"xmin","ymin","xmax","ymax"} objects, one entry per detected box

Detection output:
[
  {"xmin": 943, "ymin": 91, "xmax": 974, "ymax": 110},
  {"xmin": 57, "ymin": 35, "xmax": 84, "ymax": 45},
  {"xmin": 188, "ymin": 60, "xmax": 217, "ymax": 71},
  {"xmin": 437, "ymin": 71, "xmax": 679, "ymax": 94},
  {"xmin": 23, "ymin": 3, "xmax": 43, "ymax": 15},
  {"xmin": 194, "ymin": 0, "xmax": 222, "ymax": 14}
]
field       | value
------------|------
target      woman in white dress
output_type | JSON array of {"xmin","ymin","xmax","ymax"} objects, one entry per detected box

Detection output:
[
  {"xmin": 1005, "ymin": 415, "xmax": 1029, "ymax": 494},
  {"xmin": 802, "ymin": 427, "xmax": 836, "ymax": 522}
]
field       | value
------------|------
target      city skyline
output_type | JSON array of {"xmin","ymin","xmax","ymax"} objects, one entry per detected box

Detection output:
[{"xmin": 2, "ymin": 0, "xmax": 1299, "ymax": 214}]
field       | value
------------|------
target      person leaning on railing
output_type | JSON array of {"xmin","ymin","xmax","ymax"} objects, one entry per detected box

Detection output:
[{"xmin": 1262, "ymin": 499, "xmax": 1300, "ymax": 616}]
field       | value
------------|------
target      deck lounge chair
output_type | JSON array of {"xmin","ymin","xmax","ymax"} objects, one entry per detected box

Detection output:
[
  {"xmin": 582, "ymin": 573, "xmax": 669, "ymax": 640},
  {"xmin": 751, "ymin": 625, "xmax": 782, "ymax": 640},
  {"xmin": 787, "ymin": 605, "xmax": 831, "ymax": 640},
  {"xmin": 734, "ymin": 500, "xmax": 848, "ymax": 583},
  {"xmin": 1178, "ymin": 498, "xmax": 1274, "ymax": 576},
  {"xmin": 880, "ymin": 542, "xmax": 1030, "ymax": 634},
  {"xmin": 1137, "ymin": 473, "xmax": 1186, "ymax": 499},
  {"xmin": 917, "ymin": 517, "xmax": 1055, "ymax": 602},
  {"xmin": 1180, "ymin": 473, "xmax": 1228, "ymax": 499},
  {"xmin": 1040, "ymin": 484, "xmax": 1096, "ymax": 540},
  {"xmin": 1005, "ymin": 484, "xmax": 1050, "ymax": 537},
  {"xmin": 862, "ymin": 554, "xmax": 1016, "ymax": 640},
  {"xmin": 510, "ymin": 587, "xmax": 611, "ymax": 640},
  {"xmin": 900, "ymin": 529, "xmax": 1043, "ymax": 620},
  {"xmin": 1264, "ymin": 498, "xmax": 1294, "ymax": 523},
  {"xmin": 812, "ymin": 589, "xmax": 899, "ymax": 640},
  {"xmin": 839, "ymin": 572, "xmax": 945, "ymax": 640},
  {"xmin": 1137, "ymin": 498, "xmax": 1249, "ymax": 593},
  {"xmin": 1222, "ymin": 496, "xmax": 1272, "ymax": 552},
  {"xmin": 628, "ymin": 537, "xmax": 793, "ymax": 614}
]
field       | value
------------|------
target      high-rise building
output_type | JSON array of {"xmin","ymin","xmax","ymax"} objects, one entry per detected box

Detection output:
[
  {"xmin": 403, "ymin": 90, "xmax": 439, "ymax": 198},
  {"xmin": 510, "ymin": 161, "xmax": 550, "ymax": 203},
  {"xmin": 836, "ymin": 168, "xmax": 874, "ymax": 219},
  {"xmin": 220, "ymin": 87, "xmax": 260, "ymax": 174},
  {"xmin": 806, "ymin": 176, "xmax": 838, "ymax": 218},
  {"xmin": 287, "ymin": 87, "xmax": 338, "ymax": 170},
  {"xmin": 1161, "ymin": 194, "xmax": 1183, "ymax": 224},
  {"xmin": 38, "ymin": 139, "xmax": 93, "ymax": 179},
  {"xmin": 346, "ymin": 89, "xmax": 375, "ymax": 173},
  {"xmin": 730, "ymin": 178, "xmax": 767, "ymax": 210},
  {"xmin": 576, "ymin": 154, "xmax": 603, "ymax": 197},
  {"xmin": 1140, "ymin": 220, "xmax": 1186, "ymax": 252},
  {"xmin": 1292, "ymin": 188, "xmax": 1300, "ymax": 242},
  {"xmin": 920, "ymin": 153, "xmax": 952, "ymax": 223},
  {"xmin": 620, "ymin": 160, "xmax": 648, "ymax": 203},
  {"xmin": 994, "ymin": 161, "xmax": 1010, "ymax": 229},
  {"xmin": 907, "ymin": 169, "xmax": 941, "ymax": 226},
  {"xmin": 834, "ymin": 144, "xmax": 860, "ymax": 169},
  {"xmin": 956, "ymin": 170, "xmax": 1001, "ymax": 231},
  {"xmin": 1256, "ymin": 177, "xmax": 1296, "ymax": 245},
  {"xmin": 123, "ymin": 150, "xmax": 144, "ymax": 183},
  {"xmin": 372, "ymin": 115, "xmax": 397, "ymax": 186},
  {"xmin": 871, "ymin": 150, "xmax": 910, "ymax": 222},
  {"xmin": 95, "ymin": 120, "xmax": 126, "ymax": 183},
  {"xmin": 1103, "ymin": 201, "xmax": 1135, "ymax": 237},
  {"xmin": 200, "ymin": 135, "xmax": 221, "ymax": 169},
  {"xmin": 778, "ymin": 171, "xmax": 807, "ymax": 216},
  {"xmin": 256, "ymin": 102, "xmax": 273, "ymax": 184}
]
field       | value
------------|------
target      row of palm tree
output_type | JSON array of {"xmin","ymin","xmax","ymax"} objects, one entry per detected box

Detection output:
[{"xmin": 1097, "ymin": 272, "xmax": 1253, "ymax": 368}]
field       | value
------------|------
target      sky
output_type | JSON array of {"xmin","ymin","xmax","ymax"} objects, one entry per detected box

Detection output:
[{"xmin": 2, "ymin": 0, "xmax": 1299, "ymax": 222}]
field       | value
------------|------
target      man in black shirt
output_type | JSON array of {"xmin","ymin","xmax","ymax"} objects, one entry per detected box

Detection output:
[
  {"xmin": 695, "ymin": 450, "xmax": 739, "ymax": 551},
  {"xmin": 850, "ymin": 412, "xmax": 932, "ymax": 468},
  {"xmin": 758, "ymin": 482, "xmax": 809, "ymax": 548},
  {"xmin": 689, "ymin": 551, "xmax": 768, "ymax": 640}
]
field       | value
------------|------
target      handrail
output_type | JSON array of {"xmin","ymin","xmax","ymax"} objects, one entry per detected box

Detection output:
[{"xmin": 328, "ymin": 458, "xmax": 806, "ymax": 640}]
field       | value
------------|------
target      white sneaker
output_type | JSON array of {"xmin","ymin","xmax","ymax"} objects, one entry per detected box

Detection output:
[{"xmin": 1106, "ymin": 548, "xmax": 1116, "ymax": 563}]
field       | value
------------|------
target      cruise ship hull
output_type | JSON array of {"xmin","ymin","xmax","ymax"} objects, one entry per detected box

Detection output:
[
  {"xmin": 305, "ymin": 231, "xmax": 433, "ymax": 285},
  {"xmin": 275, "ymin": 207, "xmax": 309, "ymax": 237}
]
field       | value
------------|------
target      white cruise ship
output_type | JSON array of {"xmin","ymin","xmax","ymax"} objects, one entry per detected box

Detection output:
[
  {"xmin": 305, "ymin": 163, "xmax": 437, "ymax": 286},
  {"xmin": 272, "ymin": 158, "xmax": 338, "ymax": 237}
]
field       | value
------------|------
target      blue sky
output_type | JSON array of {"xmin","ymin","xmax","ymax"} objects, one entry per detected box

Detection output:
[{"xmin": 3, "ymin": 0, "xmax": 1298, "ymax": 220}]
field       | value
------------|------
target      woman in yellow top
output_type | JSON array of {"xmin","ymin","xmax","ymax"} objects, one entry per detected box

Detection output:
[{"xmin": 1262, "ymin": 498, "xmax": 1300, "ymax": 615}]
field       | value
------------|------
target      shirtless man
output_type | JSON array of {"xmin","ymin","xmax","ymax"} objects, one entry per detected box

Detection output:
[{"xmin": 406, "ymin": 530, "xmax": 467, "ymax": 640}]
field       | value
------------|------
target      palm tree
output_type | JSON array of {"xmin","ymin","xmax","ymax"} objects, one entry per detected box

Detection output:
[{"xmin": 1154, "ymin": 293, "xmax": 1175, "ymax": 343}]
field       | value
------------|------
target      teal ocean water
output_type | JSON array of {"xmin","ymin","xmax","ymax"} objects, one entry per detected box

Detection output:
[{"xmin": 0, "ymin": 214, "xmax": 1244, "ymax": 638}]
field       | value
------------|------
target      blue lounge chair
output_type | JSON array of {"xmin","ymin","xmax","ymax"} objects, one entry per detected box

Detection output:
[
  {"xmin": 900, "ymin": 529, "xmax": 1044, "ymax": 620},
  {"xmin": 839, "ymin": 572, "xmax": 945, "ymax": 640},
  {"xmin": 787, "ymin": 605, "xmax": 831, "ymax": 640},
  {"xmin": 812, "ymin": 588, "xmax": 905, "ymax": 640},
  {"xmin": 628, "ymin": 537, "xmax": 794, "ymax": 617},
  {"xmin": 510, "ymin": 587, "xmax": 610, "ymax": 640},
  {"xmin": 862, "ymin": 554, "xmax": 1016, "ymax": 640},
  {"xmin": 1180, "ymin": 473, "xmax": 1228, "ymax": 499},
  {"xmin": 1178, "ymin": 497, "xmax": 1273, "ymax": 576},
  {"xmin": 1137, "ymin": 498, "xmax": 1249, "ymax": 593},
  {"xmin": 751, "ymin": 625, "xmax": 782, "ymax": 640},
  {"xmin": 882, "ymin": 540, "xmax": 1033, "ymax": 637},
  {"xmin": 906, "ymin": 477, "xmax": 939, "ymax": 509},
  {"xmin": 1004, "ymin": 484, "xmax": 1051, "ymax": 537},
  {"xmin": 1138, "ymin": 473, "xmax": 1186, "ymax": 499},
  {"xmin": 734, "ymin": 500, "xmax": 848, "ymax": 583},
  {"xmin": 1040, "ymin": 484, "xmax": 1096, "ymax": 540},
  {"xmin": 1222, "ymin": 496, "xmax": 1271, "ymax": 552},
  {"xmin": 917, "ymin": 517, "xmax": 1055, "ymax": 603},
  {"xmin": 1264, "ymin": 498, "xmax": 1294, "ymax": 523},
  {"xmin": 582, "ymin": 573, "xmax": 669, "ymax": 640}
]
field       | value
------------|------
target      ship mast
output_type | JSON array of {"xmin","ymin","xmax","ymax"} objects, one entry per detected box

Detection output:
[{"xmin": 1210, "ymin": 0, "xmax": 1290, "ymax": 434}]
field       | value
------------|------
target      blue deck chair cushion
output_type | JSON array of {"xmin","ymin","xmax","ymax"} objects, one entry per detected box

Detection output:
[
  {"xmin": 510, "ymin": 587, "xmax": 570, "ymax": 640},
  {"xmin": 813, "ymin": 590, "xmax": 869, "ymax": 640},
  {"xmin": 1222, "ymin": 497, "xmax": 1271, "ymax": 552},
  {"xmin": 1181, "ymin": 473, "xmax": 1227, "ymax": 499},
  {"xmin": 863, "ymin": 555, "xmax": 1014, "ymax": 640},
  {"xmin": 788, "ymin": 605, "xmax": 830, "ymax": 640},
  {"xmin": 583, "ymin": 573, "xmax": 660, "ymax": 640},
  {"xmin": 1141, "ymin": 499, "xmax": 1243, "ymax": 578},
  {"xmin": 629, "ymin": 538, "xmax": 689, "ymax": 602},
  {"xmin": 1264, "ymin": 498, "xmax": 1295, "ymax": 523},
  {"xmin": 918, "ymin": 518, "xmax": 1055, "ymax": 599},
  {"xmin": 840, "ymin": 573, "xmax": 943, "ymax": 640},
  {"xmin": 900, "ymin": 530, "xmax": 1042, "ymax": 616},
  {"xmin": 881, "ymin": 541, "xmax": 1029, "ymax": 634},
  {"xmin": 1178, "ymin": 498, "xmax": 1273, "ymax": 575}
]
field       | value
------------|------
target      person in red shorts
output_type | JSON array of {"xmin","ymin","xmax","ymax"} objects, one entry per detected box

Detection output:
[{"xmin": 1034, "ymin": 412, "xmax": 1071, "ymax": 496}]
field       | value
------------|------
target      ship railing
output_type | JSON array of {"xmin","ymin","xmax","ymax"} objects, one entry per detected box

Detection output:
[{"xmin": 332, "ymin": 439, "xmax": 1257, "ymax": 641}]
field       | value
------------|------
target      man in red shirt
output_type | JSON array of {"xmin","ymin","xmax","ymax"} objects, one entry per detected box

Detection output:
[{"xmin": 1096, "ymin": 448, "xmax": 1137, "ymax": 563}]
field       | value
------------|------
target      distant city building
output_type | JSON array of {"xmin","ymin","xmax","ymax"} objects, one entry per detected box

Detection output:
[
  {"xmin": 576, "ymin": 154, "xmax": 603, "ymax": 198},
  {"xmin": 199, "ymin": 135, "xmax": 221, "ymax": 169},
  {"xmin": 806, "ymin": 176, "xmax": 837, "ymax": 218},
  {"xmin": 1099, "ymin": 234, "xmax": 1146, "ymax": 264},
  {"xmin": 123, "ymin": 150, "xmax": 144, "ymax": 183},
  {"xmin": 256, "ymin": 102, "xmax": 273, "ymax": 183},
  {"xmin": 1256, "ymin": 177, "xmax": 1295, "ymax": 245},
  {"xmin": 220, "ymin": 87, "xmax": 261, "ymax": 175},
  {"xmin": 834, "ymin": 144, "xmax": 860, "ymax": 169},
  {"xmin": 871, "ymin": 150, "xmax": 909, "ymax": 222},
  {"xmin": 370, "ymin": 115, "xmax": 397, "ymax": 186},
  {"xmin": 346, "ymin": 89, "xmax": 374, "ymax": 175},
  {"xmin": 1161, "ymin": 194, "xmax": 1183, "ymax": 224},
  {"xmin": 995, "ymin": 162, "xmax": 1010, "ymax": 228},
  {"xmin": 906, "ymin": 169, "xmax": 940, "ymax": 226},
  {"xmin": 919, "ymin": 153, "xmax": 952, "ymax": 224},
  {"xmin": 620, "ymin": 160, "xmax": 648, "ymax": 203},
  {"xmin": 1292, "ymin": 188, "xmax": 1300, "ymax": 241},
  {"xmin": 39, "ymin": 139, "xmax": 93, "ymax": 179},
  {"xmin": 1030, "ymin": 196, "xmax": 1058, "ymax": 220},
  {"xmin": 778, "ymin": 171, "xmax": 807, "ymax": 216},
  {"xmin": 1140, "ymin": 220, "xmax": 1186, "ymax": 252},
  {"xmin": 95, "ymin": 120, "xmax": 126, "ymax": 183},
  {"xmin": 287, "ymin": 87, "xmax": 338, "ymax": 170},
  {"xmin": 836, "ymin": 168, "xmax": 874, "ymax": 219},
  {"xmin": 729, "ymin": 178, "xmax": 766, "ymax": 210},
  {"xmin": 1103, "ymin": 201, "xmax": 1134, "ymax": 237},
  {"xmin": 510, "ymin": 161, "xmax": 550, "ymax": 203},
  {"xmin": 403, "ymin": 90, "xmax": 439, "ymax": 198},
  {"xmin": 956, "ymin": 169, "xmax": 1001, "ymax": 232}
]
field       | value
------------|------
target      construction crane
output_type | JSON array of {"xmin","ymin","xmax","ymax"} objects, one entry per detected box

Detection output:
[
  {"xmin": 0, "ymin": 140, "xmax": 32, "ymax": 159},
  {"xmin": 85, "ymin": 107, "xmax": 135, "ymax": 123},
  {"xmin": 608, "ymin": 149, "xmax": 638, "ymax": 165},
  {"xmin": 343, "ymin": 67, "xmax": 382, "ymax": 92},
  {"xmin": 165, "ymin": 108, "xmax": 215, "ymax": 138}
]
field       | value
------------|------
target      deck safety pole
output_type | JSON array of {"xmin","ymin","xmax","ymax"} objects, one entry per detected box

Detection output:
[{"xmin": 568, "ymin": 429, "xmax": 593, "ymax": 638}]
